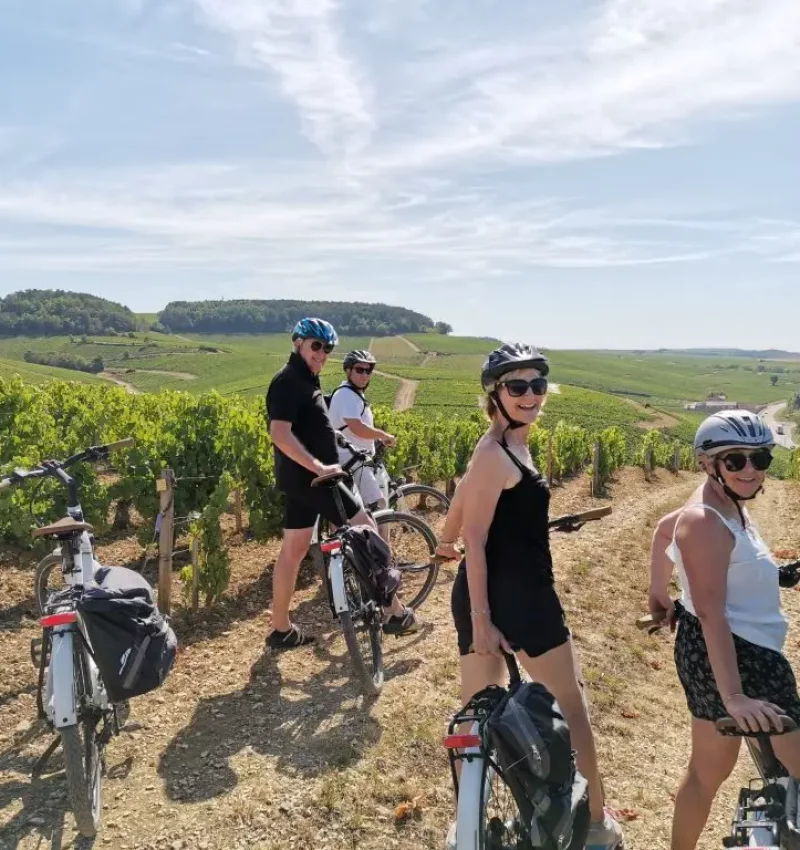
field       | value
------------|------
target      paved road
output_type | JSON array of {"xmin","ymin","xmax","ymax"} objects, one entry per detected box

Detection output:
[{"xmin": 761, "ymin": 401, "xmax": 798, "ymax": 449}]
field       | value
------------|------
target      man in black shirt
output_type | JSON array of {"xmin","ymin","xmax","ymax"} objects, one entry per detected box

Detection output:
[{"xmin": 265, "ymin": 318, "xmax": 417, "ymax": 650}]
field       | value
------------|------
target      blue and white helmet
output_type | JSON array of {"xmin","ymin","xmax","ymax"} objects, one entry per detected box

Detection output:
[
  {"xmin": 291, "ymin": 317, "xmax": 338, "ymax": 346},
  {"xmin": 693, "ymin": 410, "xmax": 774, "ymax": 457}
]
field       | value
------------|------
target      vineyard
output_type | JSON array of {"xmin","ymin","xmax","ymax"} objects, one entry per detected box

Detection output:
[{"xmin": 0, "ymin": 377, "xmax": 707, "ymax": 552}]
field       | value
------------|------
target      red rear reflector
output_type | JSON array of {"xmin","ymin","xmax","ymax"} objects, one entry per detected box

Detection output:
[
  {"xmin": 320, "ymin": 541, "xmax": 341, "ymax": 554},
  {"xmin": 443, "ymin": 734, "xmax": 481, "ymax": 749},
  {"xmin": 40, "ymin": 612, "xmax": 77, "ymax": 627}
]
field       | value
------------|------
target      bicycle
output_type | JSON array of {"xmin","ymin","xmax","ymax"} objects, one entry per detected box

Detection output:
[
  {"xmin": 0, "ymin": 438, "xmax": 135, "ymax": 837},
  {"xmin": 370, "ymin": 440, "xmax": 451, "ymax": 522},
  {"xmin": 637, "ymin": 559, "xmax": 800, "ymax": 850},
  {"xmin": 442, "ymin": 505, "xmax": 612, "ymax": 850},
  {"xmin": 311, "ymin": 436, "xmax": 440, "ymax": 610},
  {"xmin": 309, "ymin": 467, "xmax": 388, "ymax": 695}
]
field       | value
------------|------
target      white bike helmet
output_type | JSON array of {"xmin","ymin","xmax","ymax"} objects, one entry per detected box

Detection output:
[{"xmin": 693, "ymin": 410, "xmax": 775, "ymax": 458}]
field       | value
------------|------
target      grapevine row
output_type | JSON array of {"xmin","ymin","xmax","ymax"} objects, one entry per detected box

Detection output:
[{"xmin": 1, "ymin": 377, "xmax": 703, "ymax": 544}]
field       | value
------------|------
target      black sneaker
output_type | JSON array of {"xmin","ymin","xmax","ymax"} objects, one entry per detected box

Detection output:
[
  {"xmin": 266, "ymin": 625, "xmax": 317, "ymax": 651},
  {"xmin": 383, "ymin": 607, "xmax": 419, "ymax": 636}
]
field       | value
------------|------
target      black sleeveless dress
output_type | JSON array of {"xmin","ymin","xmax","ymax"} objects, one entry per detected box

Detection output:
[{"xmin": 451, "ymin": 439, "xmax": 570, "ymax": 657}]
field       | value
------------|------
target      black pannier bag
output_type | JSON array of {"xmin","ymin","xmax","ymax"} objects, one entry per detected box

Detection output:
[
  {"xmin": 79, "ymin": 566, "xmax": 177, "ymax": 702},
  {"xmin": 342, "ymin": 525, "xmax": 401, "ymax": 607},
  {"xmin": 482, "ymin": 680, "xmax": 590, "ymax": 850}
]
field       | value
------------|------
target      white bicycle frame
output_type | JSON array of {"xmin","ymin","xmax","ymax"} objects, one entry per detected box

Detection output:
[
  {"xmin": 42, "ymin": 509, "xmax": 107, "ymax": 730},
  {"xmin": 453, "ymin": 721, "xmax": 485, "ymax": 850}
]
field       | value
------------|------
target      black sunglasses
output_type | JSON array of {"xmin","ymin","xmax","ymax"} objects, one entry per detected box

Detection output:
[
  {"xmin": 720, "ymin": 449, "xmax": 773, "ymax": 472},
  {"xmin": 498, "ymin": 377, "xmax": 549, "ymax": 397},
  {"xmin": 309, "ymin": 340, "xmax": 335, "ymax": 354},
  {"xmin": 351, "ymin": 365, "xmax": 374, "ymax": 375}
]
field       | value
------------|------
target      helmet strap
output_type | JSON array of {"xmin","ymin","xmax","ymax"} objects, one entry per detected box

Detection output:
[
  {"xmin": 491, "ymin": 390, "xmax": 525, "ymax": 431},
  {"xmin": 712, "ymin": 459, "xmax": 763, "ymax": 526}
]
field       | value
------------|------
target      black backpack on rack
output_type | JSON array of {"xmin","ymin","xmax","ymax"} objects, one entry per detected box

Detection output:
[
  {"xmin": 79, "ymin": 567, "xmax": 177, "ymax": 702},
  {"xmin": 482, "ymin": 679, "xmax": 590, "ymax": 850}
]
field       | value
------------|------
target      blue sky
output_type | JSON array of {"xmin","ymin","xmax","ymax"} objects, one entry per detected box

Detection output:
[{"xmin": 1, "ymin": 0, "xmax": 800, "ymax": 349}]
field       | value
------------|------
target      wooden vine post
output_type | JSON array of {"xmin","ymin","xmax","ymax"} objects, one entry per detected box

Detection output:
[
  {"xmin": 156, "ymin": 469, "xmax": 175, "ymax": 615},
  {"xmin": 546, "ymin": 434, "xmax": 555, "ymax": 487},
  {"xmin": 190, "ymin": 535, "xmax": 200, "ymax": 613},
  {"xmin": 673, "ymin": 444, "xmax": 681, "ymax": 473},
  {"xmin": 233, "ymin": 488, "xmax": 243, "ymax": 533},
  {"xmin": 591, "ymin": 441, "xmax": 601, "ymax": 496}
]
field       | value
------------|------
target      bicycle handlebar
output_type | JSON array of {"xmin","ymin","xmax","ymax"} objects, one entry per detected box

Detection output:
[
  {"xmin": 716, "ymin": 714, "xmax": 798, "ymax": 737},
  {"xmin": 548, "ymin": 505, "xmax": 612, "ymax": 530},
  {"xmin": 0, "ymin": 438, "xmax": 136, "ymax": 496}
]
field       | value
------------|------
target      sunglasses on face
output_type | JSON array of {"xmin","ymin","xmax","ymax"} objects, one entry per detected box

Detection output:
[
  {"xmin": 719, "ymin": 449, "xmax": 773, "ymax": 472},
  {"xmin": 309, "ymin": 340, "xmax": 335, "ymax": 354},
  {"xmin": 351, "ymin": 365, "xmax": 374, "ymax": 375},
  {"xmin": 498, "ymin": 377, "xmax": 549, "ymax": 397}
]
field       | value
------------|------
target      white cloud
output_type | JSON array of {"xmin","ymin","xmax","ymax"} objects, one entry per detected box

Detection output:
[{"xmin": 190, "ymin": 0, "xmax": 374, "ymax": 157}]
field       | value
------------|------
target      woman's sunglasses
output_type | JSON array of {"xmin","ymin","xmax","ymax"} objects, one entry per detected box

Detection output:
[
  {"xmin": 498, "ymin": 377, "xmax": 549, "ymax": 397},
  {"xmin": 719, "ymin": 449, "xmax": 773, "ymax": 472},
  {"xmin": 351, "ymin": 365, "xmax": 374, "ymax": 375},
  {"xmin": 309, "ymin": 340, "xmax": 335, "ymax": 354}
]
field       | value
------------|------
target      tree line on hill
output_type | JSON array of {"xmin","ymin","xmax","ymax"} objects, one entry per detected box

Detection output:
[
  {"xmin": 0, "ymin": 290, "xmax": 136, "ymax": 337},
  {"xmin": 0, "ymin": 290, "xmax": 453, "ymax": 338},
  {"xmin": 157, "ymin": 299, "xmax": 450, "ymax": 336}
]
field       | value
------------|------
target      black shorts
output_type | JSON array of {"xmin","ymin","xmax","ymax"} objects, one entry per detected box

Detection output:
[
  {"xmin": 451, "ymin": 563, "xmax": 570, "ymax": 658},
  {"xmin": 675, "ymin": 608, "xmax": 800, "ymax": 724},
  {"xmin": 282, "ymin": 483, "xmax": 362, "ymax": 530}
]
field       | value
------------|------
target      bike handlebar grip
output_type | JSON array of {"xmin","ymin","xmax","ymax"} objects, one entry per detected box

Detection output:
[
  {"xmin": 716, "ymin": 714, "xmax": 798, "ymax": 735},
  {"xmin": 103, "ymin": 437, "xmax": 135, "ymax": 452},
  {"xmin": 636, "ymin": 611, "xmax": 667, "ymax": 630},
  {"xmin": 575, "ymin": 506, "xmax": 613, "ymax": 521}
]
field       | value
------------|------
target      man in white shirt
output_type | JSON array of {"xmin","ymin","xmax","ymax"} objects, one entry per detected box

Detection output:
[{"xmin": 328, "ymin": 349, "xmax": 396, "ymax": 510}]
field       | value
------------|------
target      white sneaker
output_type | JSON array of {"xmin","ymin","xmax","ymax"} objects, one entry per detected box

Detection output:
[
  {"xmin": 586, "ymin": 808, "xmax": 624, "ymax": 850},
  {"xmin": 445, "ymin": 821, "xmax": 457, "ymax": 850}
]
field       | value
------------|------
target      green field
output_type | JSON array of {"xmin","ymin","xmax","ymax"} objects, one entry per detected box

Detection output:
[{"xmin": 1, "ymin": 333, "xmax": 796, "ymax": 444}]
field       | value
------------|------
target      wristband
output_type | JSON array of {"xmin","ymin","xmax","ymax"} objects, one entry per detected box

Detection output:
[
  {"xmin": 723, "ymin": 691, "xmax": 744, "ymax": 703},
  {"xmin": 470, "ymin": 608, "xmax": 490, "ymax": 618}
]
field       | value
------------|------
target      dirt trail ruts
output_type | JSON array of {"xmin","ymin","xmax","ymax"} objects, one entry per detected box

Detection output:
[
  {"xmin": 623, "ymin": 397, "xmax": 680, "ymax": 429},
  {"xmin": 420, "ymin": 351, "xmax": 437, "ymax": 367},
  {"xmin": 372, "ymin": 368, "xmax": 418, "ymax": 411},
  {"xmin": 98, "ymin": 371, "xmax": 140, "ymax": 394},
  {"xmin": 396, "ymin": 336, "xmax": 421, "ymax": 354},
  {"xmin": 3, "ymin": 472, "xmax": 799, "ymax": 850}
]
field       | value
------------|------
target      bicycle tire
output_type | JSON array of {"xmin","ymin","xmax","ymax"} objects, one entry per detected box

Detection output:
[
  {"xmin": 375, "ymin": 510, "xmax": 439, "ymax": 610},
  {"xmin": 61, "ymin": 720, "xmax": 103, "ymax": 838},
  {"xmin": 339, "ymin": 560, "xmax": 384, "ymax": 696},
  {"xmin": 478, "ymin": 754, "xmax": 530, "ymax": 850},
  {"xmin": 34, "ymin": 553, "xmax": 64, "ymax": 614},
  {"xmin": 390, "ymin": 483, "xmax": 450, "ymax": 527}
]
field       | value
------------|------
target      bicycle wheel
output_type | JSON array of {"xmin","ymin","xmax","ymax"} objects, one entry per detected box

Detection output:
[
  {"xmin": 61, "ymin": 645, "xmax": 103, "ymax": 837},
  {"xmin": 35, "ymin": 553, "xmax": 65, "ymax": 614},
  {"xmin": 375, "ymin": 510, "xmax": 438, "ymax": 610},
  {"xmin": 479, "ymin": 756, "xmax": 530, "ymax": 850},
  {"xmin": 339, "ymin": 557, "xmax": 384, "ymax": 696},
  {"xmin": 391, "ymin": 484, "xmax": 450, "ymax": 535}
]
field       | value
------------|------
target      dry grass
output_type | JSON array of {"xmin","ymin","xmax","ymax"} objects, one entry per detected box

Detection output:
[{"xmin": 1, "ymin": 470, "xmax": 799, "ymax": 850}]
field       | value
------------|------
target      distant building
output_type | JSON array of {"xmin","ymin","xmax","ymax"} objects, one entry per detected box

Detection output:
[{"xmin": 684, "ymin": 401, "xmax": 761, "ymax": 413}]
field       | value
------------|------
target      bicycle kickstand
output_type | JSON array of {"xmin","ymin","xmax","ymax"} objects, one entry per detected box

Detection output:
[{"xmin": 31, "ymin": 735, "xmax": 61, "ymax": 777}]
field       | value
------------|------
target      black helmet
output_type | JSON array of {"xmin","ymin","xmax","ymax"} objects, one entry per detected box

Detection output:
[
  {"xmin": 481, "ymin": 343, "xmax": 549, "ymax": 391},
  {"xmin": 342, "ymin": 349, "xmax": 377, "ymax": 371}
]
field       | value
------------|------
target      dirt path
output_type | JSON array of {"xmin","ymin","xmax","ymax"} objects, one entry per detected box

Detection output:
[
  {"xmin": 762, "ymin": 401, "xmax": 798, "ymax": 449},
  {"xmin": 126, "ymin": 369, "xmax": 197, "ymax": 381},
  {"xmin": 393, "ymin": 379, "xmax": 418, "ymax": 411},
  {"xmin": 420, "ymin": 352, "xmax": 437, "ymax": 368},
  {"xmin": 623, "ymin": 397, "xmax": 680, "ymax": 429},
  {"xmin": 396, "ymin": 336, "xmax": 421, "ymax": 354},
  {"xmin": 373, "ymin": 369, "xmax": 419, "ymax": 411},
  {"xmin": 3, "ymin": 472, "xmax": 799, "ymax": 850},
  {"xmin": 98, "ymin": 371, "xmax": 140, "ymax": 394}
]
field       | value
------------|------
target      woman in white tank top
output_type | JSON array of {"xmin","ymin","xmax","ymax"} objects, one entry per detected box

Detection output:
[{"xmin": 647, "ymin": 410, "xmax": 800, "ymax": 850}]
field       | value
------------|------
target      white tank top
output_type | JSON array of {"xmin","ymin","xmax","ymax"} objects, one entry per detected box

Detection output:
[{"xmin": 666, "ymin": 503, "xmax": 787, "ymax": 654}]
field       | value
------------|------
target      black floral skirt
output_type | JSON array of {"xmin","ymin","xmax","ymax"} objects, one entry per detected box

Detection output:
[{"xmin": 674, "ymin": 607, "xmax": 800, "ymax": 724}]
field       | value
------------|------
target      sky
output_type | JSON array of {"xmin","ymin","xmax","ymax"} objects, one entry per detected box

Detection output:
[{"xmin": 1, "ymin": 0, "xmax": 800, "ymax": 349}]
